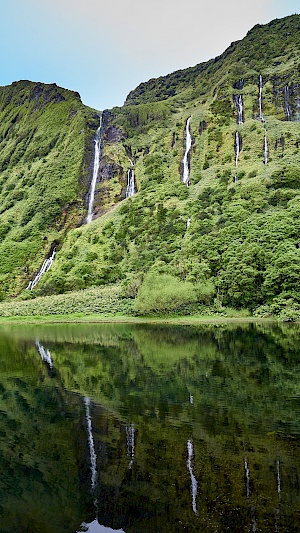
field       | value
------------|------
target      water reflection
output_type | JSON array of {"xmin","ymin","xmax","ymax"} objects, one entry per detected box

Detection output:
[{"xmin": 0, "ymin": 322, "xmax": 300, "ymax": 532}]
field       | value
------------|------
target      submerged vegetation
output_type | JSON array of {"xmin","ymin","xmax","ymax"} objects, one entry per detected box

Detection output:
[{"xmin": 0, "ymin": 15, "xmax": 300, "ymax": 319}]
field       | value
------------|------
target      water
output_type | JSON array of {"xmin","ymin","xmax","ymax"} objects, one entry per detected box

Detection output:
[
  {"xmin": 182, "ymin": 117, "xmax": 192, "ymax": 185},
  {"xmin": 283, "ymin": 86, "xmax": 292, "ymax": 121},
  {"xmin": 258, "ymin": 75, "xmax": 265, "ymax": 122},
  {"xmin": 27, "ymin": 247, "xmax": 56, "ymax": 290},
  {"xmin": 264, "ymin": 132, "xmax": 268, "ymax": 164},
  {"xmin": 87, "ymin": 116, "xmax": 102, "ymax": 224},
  {"xmin": 235, "ymin": 131, "xmax": 241, "ymax": 167},
  {"xmin": 187, "ymin": 439, "xmax": 198, "ymax": 515},
  {"xmin": 84, "ymin": 397, "xmax": 98, "ymax": 492},
  {"xmin": 35, "ymin": 340, "xmax": 54, "ymax": 369},
  {"xmin": 126, "ymin": 424, "xmax": 135, "ymax": 469},
  {"xmin": 233, "ymin": 94, "xmax": 244, "ymax": 125},
  {"xmin": 125, "ymin": 168, "xmax": 136, "ymax": 198},
  {"xmin": 1, "ymin": 322, "xmax": 300, "ymax": 532}
]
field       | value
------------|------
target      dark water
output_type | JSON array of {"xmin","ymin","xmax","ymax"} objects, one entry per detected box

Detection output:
[{"xmin": 1, "ymin": 322, "xmax": 300, "ymax": 532}]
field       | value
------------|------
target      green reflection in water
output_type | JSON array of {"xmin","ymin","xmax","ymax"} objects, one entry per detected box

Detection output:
[{"xmin": 0, "ymin": 322, "xmax": 300, "ymax": 532}]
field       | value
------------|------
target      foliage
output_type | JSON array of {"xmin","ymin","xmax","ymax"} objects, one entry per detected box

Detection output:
[{"xmin": 133, "ymin": 272, "xmax": 197, "ymax": 315}]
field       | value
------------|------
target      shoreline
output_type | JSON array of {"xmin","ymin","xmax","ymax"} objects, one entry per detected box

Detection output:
[{"xmin": 0, "ymin": 313, "xmax": 280, "ymax": 326}]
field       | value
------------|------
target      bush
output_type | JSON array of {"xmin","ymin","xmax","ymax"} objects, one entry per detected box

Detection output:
[{"xmin": 133, "ymin": 272, "xmax": 197, "ymax": 315}]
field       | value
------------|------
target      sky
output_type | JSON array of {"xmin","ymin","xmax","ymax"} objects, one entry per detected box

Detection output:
[{"xmin": 0, "ymin": 0, "xmax": 299, "ymax": 110}]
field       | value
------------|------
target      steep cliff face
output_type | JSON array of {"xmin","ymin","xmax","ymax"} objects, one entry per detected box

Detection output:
[
  {"xmin": 1, "ymin": 15, "xmax": 300, "ymax": 316},
  {"xmin": 0, "ymin": 80, "xmax": 98, "ymax": 298}
]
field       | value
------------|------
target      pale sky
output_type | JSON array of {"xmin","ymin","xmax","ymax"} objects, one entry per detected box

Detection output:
[{"xmin": 0, "ymin": 0, "xmax": 299, "ymax": 110}]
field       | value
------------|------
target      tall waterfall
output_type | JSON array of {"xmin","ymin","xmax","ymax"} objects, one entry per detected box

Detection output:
[
  {"xmin": 125, "ymin": 168, "xmax": 136, "ymax": 198},
  {"xmin": 233, "ymin": 95, "xmax": 244, "ymax": 125},
  {"xmin": 84, "ymin": 397, "xmax": 98, "ymax": 491},
  {"xmin": 35, "ymin": 340, "xmax": 54, "ymax": 369},
  {"xmin": 235, "ymin": 131, "xmax": 241, "ymax": 167},
  {"xmin": 187, "ymin": 440, "xmax": 198, "ymax": 515},
  {"xmin": 283, "ymin": 86, "xmax": 292, "ymax": 121},
  {"xmin": 182, "ymin": 117, "xmax": 192, "ymax": 185},
  {"xmin": 86, "ymin": 116, "xmax": 102, "ymax": 224},
  {"xmin": 27, "ymin": 248, "xmax": 56, "ymax": 290},
  {"xmin": 126, "ymin": 424, "xmax": 135, "ymax": 469},
  {"xmin": 264, "ymin": 132, "xmax": 268, "ymax": 164},
  {"xmin": 258, "ymin": 75, "xmax": 265, "ymax": 122}
]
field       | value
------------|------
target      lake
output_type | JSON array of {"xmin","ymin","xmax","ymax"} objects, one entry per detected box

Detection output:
[{"xmin": 0, "ymin": 322, "xmax": 300, "ymax": 532}]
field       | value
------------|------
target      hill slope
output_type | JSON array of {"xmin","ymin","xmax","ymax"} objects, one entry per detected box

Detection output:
[{"xmin": 1, "ymin": 15, "xmax": 300, "ymax": 318}]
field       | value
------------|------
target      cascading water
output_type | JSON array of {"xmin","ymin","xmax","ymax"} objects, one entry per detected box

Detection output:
[
  {"xmin": 86, "ymin": 116, "xmax": 102, "ymax": 224},
  {"xmin": 187, "ymin": 439, "xmax": 198, "ymax": 515},
  {"xmin": 264, "ymin": 132, "xmax": 268, "ymax": 164},
  {"xmin": 189, "ymin": 392, "xmax": 194, "ymax": 404},
  {"xmin": 125, "ymin": 168, "xmax": 136, "ymax": 198},
  {"xmin": 84, "ymin": 397, "xmax": 98, "ymax": 491},
  {"xmin": 283, "ymin": 86, "xmax": 292, "ymax": 121},
  {"xmin": 126, "ymin": 424, "xmax": 135, "ymax": 469},
  {"xmin": 235, "ymin": 131, "xmax": 241, "ymax": 168},
  {"xmin": 187, "ymin": 218, "xmax": 191, "ymax": 229},
  {"xmin": 258, "ymin": 75, "xmax": 265, "ymax": 122},
  {"xmin": 35, "ymin": 340, "xmax": 54, "ymax": 369},
  {"xmin": 244, "ymin": 459, "xmax": 250, "ymax": 498},
  {"xmin": 27, "ymin": 248, "xmax": 56, "ymax": 290},
  {"xmin": 182, "ymin": 117, "xmax": 192, "ymax": 185},
  {"xmin": 233, "ymin": 94, "xmax": 244, "ymax": 125}
]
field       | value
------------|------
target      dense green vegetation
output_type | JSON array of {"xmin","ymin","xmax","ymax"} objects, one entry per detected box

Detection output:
[
  {"xmin": 0, "ymin": 80, "xmax": 99, "ymax": 298},
  {"xmin": 0, "ymin": 15, "xmax": 299, "ymax": 318}
]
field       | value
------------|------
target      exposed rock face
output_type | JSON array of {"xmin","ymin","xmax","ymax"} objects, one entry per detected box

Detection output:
[
  {"xmin": 99, "ymin": 156, "xmax": 123, "ymax": 181},
  {"xmin": 102, "ymin": 110, "xmax": 124, "ymax": 143}
]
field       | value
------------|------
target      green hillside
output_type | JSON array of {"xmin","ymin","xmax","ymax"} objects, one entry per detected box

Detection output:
[
  {"xmin": 0, "ymin": 14, "xmax": 300, "ymax": 318},
  {"xmin": 0, "ymin": 81, "xmax": 99, "ymax": 298}
]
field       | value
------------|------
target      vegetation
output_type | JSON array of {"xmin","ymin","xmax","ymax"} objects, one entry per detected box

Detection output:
[{"xmin": 0, "ymin": 15, "xmax": 300, "ymax": 319}]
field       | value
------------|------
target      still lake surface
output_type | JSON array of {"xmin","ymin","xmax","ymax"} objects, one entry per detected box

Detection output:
[{"xmin": 0, "ymin": 322, "xmax": 300, "ymax": 532}]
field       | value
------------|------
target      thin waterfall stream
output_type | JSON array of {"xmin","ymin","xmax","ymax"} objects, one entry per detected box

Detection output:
[
  {"xmin": 27, "ymin": 248, "xmax": 56, "ymax": 290},
  {"xmin": 258, "ymin": 75, "xmax": 265, "ymax": 122},
  {"xmin": 233, "ymin": 94, "xmax": 244, "ymax": 125},
  {"xmin": 125, "ymin": 165, "xmax": 136, "ymax": 198},
  {"xmin": 264, "ymin": 132, "xmax": 268, "ymax": 164},
  {"xmin": 86, "ymin": 116, "xmax": 102, "ymax": 224},
  {"xmin": 182, "ymin": 117, "xmax": 192, "ymax": 185}
]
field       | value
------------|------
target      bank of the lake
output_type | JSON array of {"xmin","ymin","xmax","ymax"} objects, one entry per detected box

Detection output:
[{"xmin": 0, "ymin": 312, "xmax": 280, "ymax": 326}]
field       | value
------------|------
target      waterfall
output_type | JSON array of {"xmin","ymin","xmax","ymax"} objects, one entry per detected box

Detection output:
[
  {"xmin": 187, "ymin": 218, "xmax": 191, "ymax": 229},
  {"xmin": 235, "ymin": 131, "xmax": 241, "ymax": 167},
  {"xmin": 263, "ymin": 133, "xmax": 268, "ymax": 164},
  {"xmin": 86, "ymin": 116, "xmax": 102, "ymax": 224},
  {"xmin": 35, "ymin": 340, "xmax": 53, "ymax": 369},
  {"xmin": 27, "ymin": 248, "xmax": 56, "ymax": 290},
  {"xmin": 258, "ymin": 75, "xmax": 265, "ymax": 122},
  {"xmin": 84, "ymin": 397, "xmax": 98, "ymax": 491},
  {"xmin": 125, "ymin": 168, "xmax": 136, "ymax": 198},
  {"xmin": 244, "ymin": 458, "xmax": 250, "ymax": 498},
  {"xmin": 189, "ymin": 392, "xmax": 194, "ymax": 404},
  {"xmin": 187, "ymin": 440, "xmax": 198, "ymax": 515},
  {"xmin": 126, "ymin": 424, "xmax": 135, "ymax": 469},
  {"xmin": 182, "ymin": 117, "xmax": 192, "ymax": 185},
  {"xmin": 233, "ymin": 95, "xmax": 244, "ymax": 125},
  {"xmin": 283, "ymin": 86, "xmax": 292, "ymax": 121}
]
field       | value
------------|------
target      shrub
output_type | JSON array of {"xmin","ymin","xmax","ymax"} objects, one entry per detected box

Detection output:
[{"xmin": 133, "ymin": 272, "xmax": 197, "ymax": 315}]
